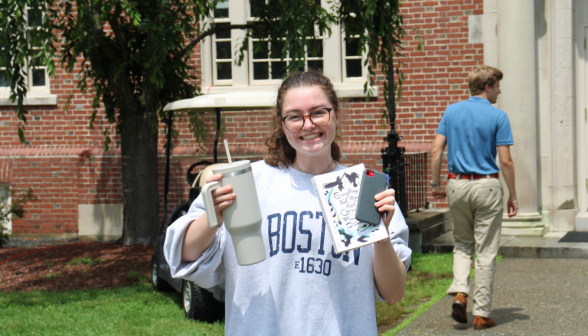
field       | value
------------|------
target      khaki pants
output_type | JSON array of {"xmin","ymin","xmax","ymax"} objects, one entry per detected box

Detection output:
[{"xmin": 446, "ymin": 178, "xmax": 503, "ymax": 318}]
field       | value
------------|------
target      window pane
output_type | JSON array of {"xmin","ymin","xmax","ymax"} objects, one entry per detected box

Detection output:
[
  {"xmin": 307, "ymin": 60, "xmax": 323, "ymax": 72},
  {"xmin": 345, "ymin": 38, "xmax": 360, "ymax": 57},
  {"xmin": 307, "ymin": 40, "xmax": 323, "ymax": 58},
  {"xmin": 270, "ymin": 41, "xmax": 286, "ymax": 59},
  {"xmin": 32, "ymin": 69, "xmax": 45, "ymax": 86},
  {"xmin": 346, "ymin": 59, "xmax": 362, "ymax": 77},
  {"xmin": 252, "ymin": 28, "xmax": 267, "ymax": 39},
  {"xmin": 213, "ymin": 1, "xmax": 229, "ymax": 18},
  {"xmin": 215, "ymin": 23, "xmax": 231, "ymax": 39},
  {"xmin": 271, "ymin": 62, "xmax": 287, "ymax": 79},
  {"xmin": 28, "ymin": 34, "xmax": 43, "ymax": 48},
  {"xmin": 216, "ymin": 62, "xmax": 232, "ymax": 80},
  {"xmin": 253, "ymin": 62, "xmax": 269, "ymax": 80},
  {"xmin": 253, "ymin": 42, "xmax": 268, "ymax": 59},
  {"xmin": 346, "ymin": 0, "xmax": 361, "ymax": 15},
  {"xmin": 270, "ymin": 29, "xmax": 287, "ymax": 39},
  {"xmin": 216, "ymin": 41, "xmax": 231, "ymax": 59},
  {"xmin": 27, "ymin": 8, "xmax": 42, "ymax": 28},
  {"xmin": 0, "ymin": 71, "xmax": 9, "ymax": 87},
  {"xmin": 250, "ymin": 2, "xmax": 260, "ymax": 17}
]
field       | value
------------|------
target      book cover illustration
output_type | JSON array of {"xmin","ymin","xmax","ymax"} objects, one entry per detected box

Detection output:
[{"xmin": 311, "ymin": 164, "xmax": 390, "ymax": 254}]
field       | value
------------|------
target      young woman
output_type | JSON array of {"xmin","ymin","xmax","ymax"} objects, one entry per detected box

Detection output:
[{"xmin": 165, "ymin": 71, "xmax": 411, "ymax": 335}]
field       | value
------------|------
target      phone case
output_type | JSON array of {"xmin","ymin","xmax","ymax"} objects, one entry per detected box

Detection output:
[{"xmin": 355, "ymin": 169, "xmax": 388, "ymax": 225}]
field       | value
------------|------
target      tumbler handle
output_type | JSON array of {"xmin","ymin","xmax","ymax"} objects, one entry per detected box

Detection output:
[{"xmin": 201, "ymin": 181, "xmax": 221, "ymax": 228}]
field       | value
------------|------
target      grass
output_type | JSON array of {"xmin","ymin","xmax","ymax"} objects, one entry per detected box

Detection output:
[
  {"xmin": 0, "ymin": 280, "xmax": 224, "ymax": 336},
  {"xmin": 41, "ymin": 272, "xmax": 62, "ymax": 279},
  {"xmin": 0, "ymin": 252, "xmax": 499, "ymax": 335},
  {"xmin": 66, "ymin": 255, "xmax": 106, "ymax": 267},
  {"xmin": 375, "ymin": 252, "xmax": 454, "ymax": 334}
]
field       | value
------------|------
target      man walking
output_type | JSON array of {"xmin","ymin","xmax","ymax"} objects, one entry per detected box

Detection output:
[{"xmin": 430, "ymin": 65, "xmax": 518, "ymax": 330}]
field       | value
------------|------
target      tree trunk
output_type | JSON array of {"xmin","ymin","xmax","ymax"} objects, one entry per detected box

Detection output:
[{"xmin": 120, "ymin": 110, "xmax": 159, "ymax": 246}]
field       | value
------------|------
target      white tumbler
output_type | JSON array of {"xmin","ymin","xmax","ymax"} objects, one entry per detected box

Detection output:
[{"xmin": 201, "ymin": 160, "xmax": 266, "ymax": 266}]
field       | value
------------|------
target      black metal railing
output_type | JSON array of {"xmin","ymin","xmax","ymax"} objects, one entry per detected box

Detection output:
[
  {"xmin": 382, "ymin": 145, "xmax": 408, "ymax": 217},
  {"xmin": 404, "ymin": 152, "xmax": 429, "ymax": 212}
]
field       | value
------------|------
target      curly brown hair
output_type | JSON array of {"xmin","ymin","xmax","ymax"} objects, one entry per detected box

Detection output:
[{"xmin": 264, "ymin": 71, "xmax": 342, "ymax": 167}]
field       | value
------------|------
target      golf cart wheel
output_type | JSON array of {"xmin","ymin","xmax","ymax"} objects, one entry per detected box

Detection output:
[
  {"xmin": 152, "ymin": 257, "xmax": 172, "ymax": 292},
  {"xmin": 183, "ymin": 280, "xmax": 224, "ymax": 322}
]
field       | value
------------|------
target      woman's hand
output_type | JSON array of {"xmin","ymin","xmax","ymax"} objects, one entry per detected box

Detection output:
[
  {"xmin": 375, "ymin": 188, "xmax": 396, "ymax": 229},
  {"xmin": 373, "ymin": 188, "xmax": 406, "ymax": 304},
  {"xmin": 206, "ymin": 173, "xmax": 236, "ymax": 225}
]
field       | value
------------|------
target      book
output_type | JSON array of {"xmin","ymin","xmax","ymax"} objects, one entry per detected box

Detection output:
[{"xmin": 311, "ymin": 163, "xmax": 390, "ymax": 254}]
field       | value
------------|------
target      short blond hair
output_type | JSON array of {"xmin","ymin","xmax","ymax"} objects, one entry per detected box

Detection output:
[{"xmin": 468, "ymin": 65, "xmax": 503, "ymax": 96}]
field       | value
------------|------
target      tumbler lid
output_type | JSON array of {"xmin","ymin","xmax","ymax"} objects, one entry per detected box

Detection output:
[{"xmin": 212, "ymin": 160, "xmax": 251, "ymax": 175}]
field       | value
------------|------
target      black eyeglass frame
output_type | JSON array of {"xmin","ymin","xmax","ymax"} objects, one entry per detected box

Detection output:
[{"xmin": 280, "ymin": 108, "xmax": 333, "ymax": 131}]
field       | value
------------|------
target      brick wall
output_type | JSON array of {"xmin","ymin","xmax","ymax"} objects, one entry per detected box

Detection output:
[
  {"xmin": 396, "ymin": 0, "xmax": 484, "ymax": 208},
  {"xmin": 0, "ymin": 0, "xmax": 484, "ymax": 237}
]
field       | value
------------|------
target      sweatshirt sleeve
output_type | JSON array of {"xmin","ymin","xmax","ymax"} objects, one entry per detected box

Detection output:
[
  {"xmin": 163, "ymin": 195, "xmax": 226, "ymax": 289},
  {"xmin": 388, "ymin": 201, "xmax": 412, "ymax": 270}
]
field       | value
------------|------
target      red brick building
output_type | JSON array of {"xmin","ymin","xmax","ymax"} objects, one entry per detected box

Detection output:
[{"xmin": 0, "ymin": 0, "xmax": 487, "ymax": 240}]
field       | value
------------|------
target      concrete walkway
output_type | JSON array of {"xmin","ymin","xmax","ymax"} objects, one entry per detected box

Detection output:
[
  {"xmin": 424, "ymin": 231, "xmax": 588, "ymax": 258},
  {"xmin": 396, "ymin": 236, "xmax": 588, "ymax": 336}
]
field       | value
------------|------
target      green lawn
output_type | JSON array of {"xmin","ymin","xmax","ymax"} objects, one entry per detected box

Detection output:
[
  {"xmin": 376, "ymin": 252, "xmax": 454, "ymax": 335},
  {"xmin": 0, "ymin": 252, "xmax": 486, "ymax": 335},
  {"xmin": 0, "ymin": 282, "xmax": 224, "ymax": 336}
]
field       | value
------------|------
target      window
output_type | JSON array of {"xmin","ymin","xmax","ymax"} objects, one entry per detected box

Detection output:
[
  {"xmin": 212, "ymin": 3, "xmax": 232, "ymax": 84},
  {"xmin": 248, "ymin": 26, "xmax": 325, "ymax": 84},
  {"xmin": 25, "ymin": 6, "xmax": 50, "ymax": 92},
  {"xmin": 0, "ymin": 6, "xmax": 55, "ymax": 105},
  {"xmin": 201, "ymin": 0, "xmax": 374, "ymax": 97},
  {"xmin": 342, "ymin": 27, "xmax": 363, "ymax": 80}
]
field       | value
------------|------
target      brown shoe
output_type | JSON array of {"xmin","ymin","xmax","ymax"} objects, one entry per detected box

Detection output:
[
  {"xmin": 451, "ymin": 292, "xmax": 467, "ymax": 324},
  {"xmin": 473, "ymin": 316, "xmax": 496, "ymax": 330}
]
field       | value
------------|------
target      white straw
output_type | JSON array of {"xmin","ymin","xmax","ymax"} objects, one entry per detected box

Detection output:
[{"xmin": 224, "ymin": 139, "xmax": 233, "ymax": 164}]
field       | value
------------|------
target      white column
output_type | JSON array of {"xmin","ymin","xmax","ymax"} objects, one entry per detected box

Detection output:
[
  {"xmin": 496, "ymin": 0, "xmax": 544, "ymax": 235},
  {"xmin": 549, "ymin": 0, "xmax": 576, "ymax": 231},
  {"xmin": 575, "ymin": 0, "xmax": 588, "ymax": 231},
  {"xmin": 482, "ymin": 0, "xmax": 497, "ymax": 67}
]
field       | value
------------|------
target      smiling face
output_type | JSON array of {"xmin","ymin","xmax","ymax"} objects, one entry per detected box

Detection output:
[{"xmin": 280, "ymin": 85, "xmax": 339, "ymax": 162}]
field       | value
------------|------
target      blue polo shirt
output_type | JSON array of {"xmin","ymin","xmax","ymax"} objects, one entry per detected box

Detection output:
[{"xmin": 437, "ymin": 96, "xmax": 513, "ymax": 175}]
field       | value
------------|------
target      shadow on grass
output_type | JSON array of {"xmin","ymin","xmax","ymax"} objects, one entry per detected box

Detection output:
[
  {"xmin": 163, "ymin": 287, "xmax": 185, "ymax": 312},
  {"xmin": 0, "ymin": 281, "xmax": 183, "ymax": 310}
]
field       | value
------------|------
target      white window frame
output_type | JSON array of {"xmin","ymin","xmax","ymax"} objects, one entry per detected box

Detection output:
[
  {"xmin": 200, "ymin": 0, "xmax": 376, "ymax": 98},
  {"xmin": 341, "ymin": 23, "xmax": 367, "ymax": 84},
  {"xmin": 0, "ymin": 6, "xmax": 56, "ymax": 106}
]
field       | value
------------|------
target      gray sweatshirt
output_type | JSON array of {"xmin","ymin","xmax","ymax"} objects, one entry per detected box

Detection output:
[{"xmin": 164, "ymin": 161, "xmax": 412, "ymax": 336}]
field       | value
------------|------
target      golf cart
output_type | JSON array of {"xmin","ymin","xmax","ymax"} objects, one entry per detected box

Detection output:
[{"xmin": 151, "ymin": 91, "xmax": 277, "ymax": 322}]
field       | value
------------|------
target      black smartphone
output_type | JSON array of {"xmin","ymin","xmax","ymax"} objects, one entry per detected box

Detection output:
[{"xmin": 355, "ymin": 168, "xmax": 388, "ymax": 225}]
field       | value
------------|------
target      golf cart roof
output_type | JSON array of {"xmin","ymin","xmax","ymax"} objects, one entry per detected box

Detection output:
[{"xmin": 163, "ymin": 91, "xmax": 278, "ymax": 113}]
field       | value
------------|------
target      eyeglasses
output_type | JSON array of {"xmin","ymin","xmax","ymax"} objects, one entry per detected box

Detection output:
[{"xmin": 281, "ymin": 108, "xmax": 333, "ymax": 132}]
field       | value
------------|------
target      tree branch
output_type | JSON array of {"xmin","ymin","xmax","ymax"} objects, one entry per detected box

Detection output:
[
  {"xmin": 86, "ymin": 4, "xmax": 119, "ymax": 63},
  {"xmin": 108, "ymin": 5, "xmax": 130, "ymax": 64}
]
